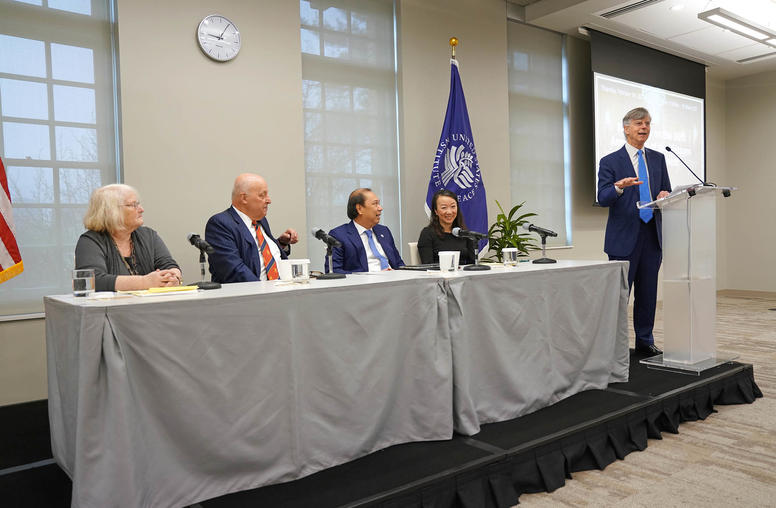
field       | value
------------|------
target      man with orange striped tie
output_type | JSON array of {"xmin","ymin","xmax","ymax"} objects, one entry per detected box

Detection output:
[{"xmin": 206, "ymin": 173, "xmax": 298, "ymax": 283}]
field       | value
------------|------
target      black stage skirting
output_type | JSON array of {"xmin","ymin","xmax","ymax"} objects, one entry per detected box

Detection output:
[
  {"xmin": 0, "ymin": 351, "xmax": 762, "ymax": 508},
  {"xmin": 201, "ymin": 351, "xmax": 762, "ymax": 508}
]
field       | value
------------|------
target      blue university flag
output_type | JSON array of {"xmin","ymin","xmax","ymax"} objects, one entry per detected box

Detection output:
[{"xmin": 425, "ymin": 59, "xmax": 488, "ymax": 252}]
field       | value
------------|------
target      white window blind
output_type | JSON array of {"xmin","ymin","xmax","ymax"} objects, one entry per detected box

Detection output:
[
  {"xmin": 507, "ymin": 21, "xmax": 571, "ymax": 245},
  {"xmin": 0, "ymin": 0, "xmax": 119, "ymax": 316},
  {"xmin": 300, "ymin": 0, "xmax": 400, "ymax": 270}
]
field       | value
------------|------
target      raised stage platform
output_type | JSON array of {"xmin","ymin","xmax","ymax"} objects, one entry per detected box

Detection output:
[{"xmin": 0, "ymin": 349, "xmax": 760, "ymax": 508}]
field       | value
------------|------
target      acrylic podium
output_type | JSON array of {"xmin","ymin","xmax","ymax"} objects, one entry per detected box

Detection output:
[{"xmin": 637, "ymin": 183, "xmax": 736, "ymax": 373}]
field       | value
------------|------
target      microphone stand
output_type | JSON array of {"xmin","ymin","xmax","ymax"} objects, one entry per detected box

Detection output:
[
  {"xmin": 532, "ymin": 233, "xmax": 557, "ymax": 264},
  {"xmin": 318, "ymin": 244, "xmax": 345, "ymax": 279},
  {"xmin": 463, "ymin": 238, "xmax": 491, "ymax": 271},
  {"xmin": 192, "ymin": 249, "xmax": 221, "ymax": 289}
]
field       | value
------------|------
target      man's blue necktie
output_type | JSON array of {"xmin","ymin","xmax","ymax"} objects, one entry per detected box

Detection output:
[
  {"xmin": 637, "ymin": 149, "xmax": 653, "ymax": 223},
  {"xmin": 365, "ymin": 229, "xmax": 389, "ymax": 270}
]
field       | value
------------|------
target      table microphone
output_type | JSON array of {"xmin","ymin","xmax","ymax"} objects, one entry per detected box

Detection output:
[
  {"xmin": 311, "ymin": 228, "xmax": 342, "ymax": 248},
  {"xmin": 187, "ymin": 233, "xmax": 214, "ymax": 254},
  {"xmin": 522, "ymin": 223, "xmax": 557, "ymax": 237},
  {"xmin": 185, "ymin": 233, "xmax": 220, "ymax": 289},
  {"xmin": 522, "ymin": 224, "xmax": 557, "ymax": 264},
  {"xmin": 451, "ymin": 227, "xmax": 487, "ymax": 240}
]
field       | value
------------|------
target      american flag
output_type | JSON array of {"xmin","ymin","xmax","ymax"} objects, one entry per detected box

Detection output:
[{"xmin": 0, "ymin": 157, "xmax": 23, "ymax": 283}]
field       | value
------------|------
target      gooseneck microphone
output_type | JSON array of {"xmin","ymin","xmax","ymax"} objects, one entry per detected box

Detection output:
[
  {"xmin": 665, "ymin": 146, "xmax": 710, "ymax": 187},
  {"xmin": 187, "ymin": 233, "xmax": 214, "ymax": 254},
  {"xmin": 311, "ymin": 228, "xmax": 342, "ymax": 248},
  {"xmin": 522, "ymin": 223, "xmax": 557, "ymax": 237},
  {"xmin": 451, "ymin": 227, "xmax": 488, "ymax": 240}
]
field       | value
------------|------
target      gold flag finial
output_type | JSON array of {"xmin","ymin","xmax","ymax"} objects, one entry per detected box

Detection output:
[{"xmin": 449, "ymin": 37, "xmax": 458, "ymax": 59}]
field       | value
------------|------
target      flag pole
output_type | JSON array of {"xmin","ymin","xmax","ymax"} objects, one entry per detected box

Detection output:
[{"xmin": 449, "ymin": 36, "xmax": 458, "ymax": 59}]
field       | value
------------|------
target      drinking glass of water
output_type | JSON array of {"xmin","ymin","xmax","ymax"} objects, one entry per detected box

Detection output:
[
  {"xmin": 502, "ymin": 248, "xmax": 519, "ymax": 267},
  {"xmin": 72, "ymin": 269, "xmax": 95, "ymax": 297}
]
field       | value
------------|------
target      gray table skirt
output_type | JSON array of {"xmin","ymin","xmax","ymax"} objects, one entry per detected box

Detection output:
[
  {"xmin": 45, "ymin": 261, "xmax": 629, "ymax": 508},
  {"xmin": 448, "ymin": 262, "xmax": 630, "ymax": 434}
]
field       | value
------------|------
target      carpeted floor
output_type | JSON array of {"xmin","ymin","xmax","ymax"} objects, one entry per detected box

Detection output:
[{"xmin": 515, "ymin": 290, "xmax": 776, "ymax": 507}]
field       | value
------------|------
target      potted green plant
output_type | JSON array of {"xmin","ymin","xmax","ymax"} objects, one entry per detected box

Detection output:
[{"xmin": 486, "ymin": 200, "xmax": 539, "ymax": 262}]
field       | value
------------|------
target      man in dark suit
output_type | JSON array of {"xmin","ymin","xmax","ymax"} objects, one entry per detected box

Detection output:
[
  {"xmin": 205, "ymin": 173, "xmax": 298, "ymax": 283},
  {"xmin": 327, "ymin": 188, "xmax": 404, "ymax": 274},
  {"xmin": 598, "ymin": 107, "xmax": 671, "ymax": 355}
]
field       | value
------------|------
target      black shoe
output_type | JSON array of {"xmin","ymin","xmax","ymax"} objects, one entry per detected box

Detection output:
[{"xmin": 635, "ymin": 343, "xmax": 662, "ymax": 355}]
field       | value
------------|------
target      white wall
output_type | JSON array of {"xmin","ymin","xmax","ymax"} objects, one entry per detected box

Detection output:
[
  {"xmin": 116, "ymin": 0, "xmax": 308, "ymax": 281},
  {"xmin": 723, "ymin": 70, "xmax": 776, "ymax": 291}
]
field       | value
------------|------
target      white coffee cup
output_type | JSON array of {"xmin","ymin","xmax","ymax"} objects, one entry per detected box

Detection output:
[
  {"xmin": 438, "ymin": 251, "xmax": 458, "ymax": 272},
  {"xmin": 277, "ymin": 259, "xmax": 293, "ymax": 281}
]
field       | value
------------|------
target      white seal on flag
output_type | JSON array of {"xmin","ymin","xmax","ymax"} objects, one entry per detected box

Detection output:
[{"xmin": 432, "ymin": 133, "xmax": 481, "ymax": 195}]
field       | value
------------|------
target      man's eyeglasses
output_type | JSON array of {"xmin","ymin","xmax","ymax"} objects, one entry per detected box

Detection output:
[{"xmin": 123, "ymin": 201, "xmax": 141, "ymax": 209}]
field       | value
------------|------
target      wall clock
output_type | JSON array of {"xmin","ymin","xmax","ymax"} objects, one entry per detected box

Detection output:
[{"xmin": 197, "ymin": 14, "xmax": 241, "ymax": 62}]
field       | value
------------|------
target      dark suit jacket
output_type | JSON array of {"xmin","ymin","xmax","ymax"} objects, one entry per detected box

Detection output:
[
  {"xmin": 205, "ymin": 207, "xmax": 288, "ymax": 283},
  {"xmin": 597, "ymin": 145, "xmax": 672, "ymax": 257},
  {"xmin": 327, "ymin": 221, "xmax": 404, "ymax": 274}
]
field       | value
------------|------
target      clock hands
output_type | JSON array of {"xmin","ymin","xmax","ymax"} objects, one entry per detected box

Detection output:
[{"xmin": 219, "ymin": 23, "xmax": 231, "ymax": 40}]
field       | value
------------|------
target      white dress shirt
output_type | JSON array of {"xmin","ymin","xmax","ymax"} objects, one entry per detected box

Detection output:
[
  {"xmin": 232, "ymin": 206, "xmax": 282, "ymax": 281},
  {"xmin": 614, "ymin": 143, "xmax": 652, "ymax": 201},
  {"xmin": 353, "ymin": 221, "xmax": 388, "ymax": 272}
]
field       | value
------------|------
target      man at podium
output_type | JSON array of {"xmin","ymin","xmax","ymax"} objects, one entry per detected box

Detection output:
[{"xmin": 597, "ymin": 107, "xmax": 671, "ymax": 355}]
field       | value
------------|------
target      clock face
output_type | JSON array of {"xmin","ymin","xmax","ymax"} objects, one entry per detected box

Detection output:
[{"xmin": 197, "ymin": 15, "xmax": 241, "ymax": 62}]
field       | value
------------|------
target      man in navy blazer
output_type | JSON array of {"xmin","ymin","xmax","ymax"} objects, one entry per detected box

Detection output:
[
  {"xmin": 327, "ymin": 188, "xmax": 404, "ymax": 274},
  {"xmin": 205, "ymin": 173, "xmax": 298, "ymax": 283},
  {"xmin": 598, "ymin": 107, "xmax": 671, "ymax": 355}
]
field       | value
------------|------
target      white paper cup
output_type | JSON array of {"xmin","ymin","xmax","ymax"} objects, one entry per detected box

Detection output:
[
  {"xmin": 277, "ymin": 259, "xmax": 293, "ymax": 281},
  {"xmin": 438, "ymin": 251, "xmax": 457, "ymax": 272}
]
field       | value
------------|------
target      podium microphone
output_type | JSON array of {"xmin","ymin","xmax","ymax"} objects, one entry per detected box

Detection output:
[
  {"xmin": 665, "ymin": 146, "xmax": 712, "ymax": 188},
  {"xmin": 522, "ymin": 223, "xmax": 557, "ymax": 264}
]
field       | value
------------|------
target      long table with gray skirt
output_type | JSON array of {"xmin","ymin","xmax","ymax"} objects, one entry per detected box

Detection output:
[{"xmin": 44, "ymin": 260, "xmax": 629, "ymax": 508}]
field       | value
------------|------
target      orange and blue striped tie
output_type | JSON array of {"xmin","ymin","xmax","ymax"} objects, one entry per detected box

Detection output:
[{"xmin": 253, "ymin": 221, "xmax": 279, "ymax": 280}]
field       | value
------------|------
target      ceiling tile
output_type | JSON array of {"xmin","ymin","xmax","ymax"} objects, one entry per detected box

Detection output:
[
  {"xmin": 669, "ymin": 26, "xmax": 755, "ymax": 54},
  {"xmin": 609, "ymin": 0, "xmax": 709, "ymax": 39},
  {"xmin": 716, "ymin": 43, "xmax": 776, "ymax": 61}
]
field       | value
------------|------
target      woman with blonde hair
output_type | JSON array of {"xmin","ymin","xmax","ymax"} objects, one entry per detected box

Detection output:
[{"xmin": 75, "ymin": 184, "xmax": 181, "ymax": 291}]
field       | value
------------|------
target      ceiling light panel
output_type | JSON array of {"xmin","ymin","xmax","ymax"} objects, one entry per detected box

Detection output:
[{"xmin": 699, "ymin": 8, "xmax": 776, "ymax": 41}]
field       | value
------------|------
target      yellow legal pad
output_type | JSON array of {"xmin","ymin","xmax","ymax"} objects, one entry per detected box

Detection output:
[
  {"xmin": 147, "ymin": 285, "xmax": 199, "ymax": 293},
  {"xmin": 118, "ymin": 286, "xmax": 199, "ymax": 297}
]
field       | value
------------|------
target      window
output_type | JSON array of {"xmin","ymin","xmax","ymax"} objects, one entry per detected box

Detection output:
[
  {"xmin": 300, "ymin": 0, "xmax": 400, "ymax": 270},
  {"xmin": 507, "ymin": 21, "xmax": 571, "ymax": 245},
  {"xmin": 0, "ymin": 0, "xmax": 119, "ymax": 316}
]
